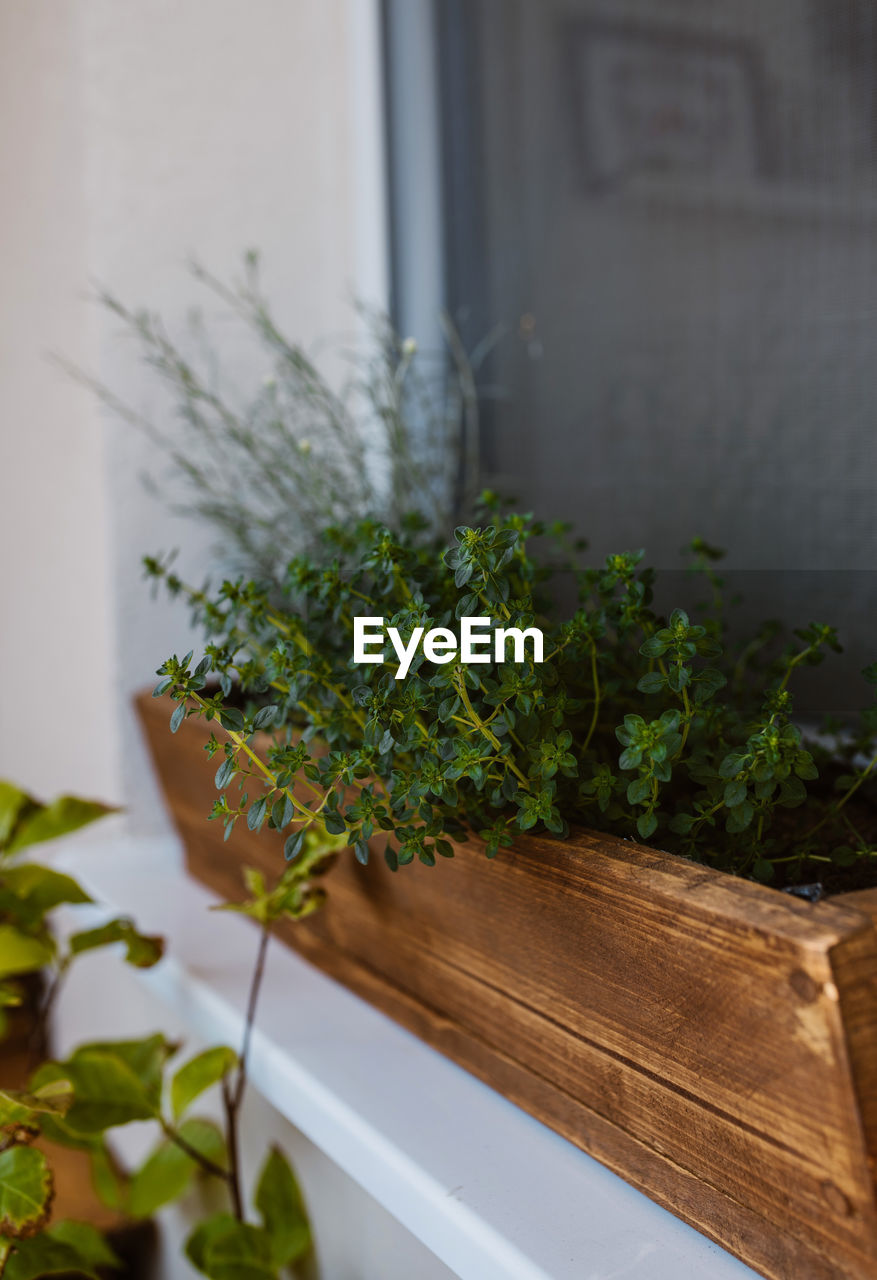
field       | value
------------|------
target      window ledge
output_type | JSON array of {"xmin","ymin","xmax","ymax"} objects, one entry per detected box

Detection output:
[{"xmin": 55, "ymin": 829, "xmax": 759, "ymax": 1280}]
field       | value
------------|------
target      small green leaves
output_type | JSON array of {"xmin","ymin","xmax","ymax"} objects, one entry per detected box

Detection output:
[
  {"xmin": 170, "ymin": 703, "xmax": 186, "ymax": 733},
  {"xmin": 152, "ymin": 506, "xmax": 877, "ymax": 888},
  {"xmin": 0, "ymin": 1146, "xmax": 53, "ymax": 1238},
  {"xmin": 171, "ymin": 1047, "xmax": 237, "ymax": 1122}
]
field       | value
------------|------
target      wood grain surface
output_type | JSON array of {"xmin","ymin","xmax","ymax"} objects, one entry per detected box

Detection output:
[{"xmin": 137, "ymin": 691, "xmax": 877, "ymax": 1280}]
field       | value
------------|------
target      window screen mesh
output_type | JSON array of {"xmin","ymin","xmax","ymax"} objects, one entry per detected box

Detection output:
[{"xmin": 430, "ymin": 0, "xmax": 877, "ymax": 714}]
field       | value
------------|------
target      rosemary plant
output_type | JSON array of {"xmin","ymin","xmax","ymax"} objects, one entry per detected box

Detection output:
[{"xmin": 62, "ymin": 254, "xmax": 495, "ymax": 586}]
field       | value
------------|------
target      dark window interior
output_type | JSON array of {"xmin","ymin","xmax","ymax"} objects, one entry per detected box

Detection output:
[{"xmin": 385, "ymin": 0, "xmax": 877, "ymax": 717}]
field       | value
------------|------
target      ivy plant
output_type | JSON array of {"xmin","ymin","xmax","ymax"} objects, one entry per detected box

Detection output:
[
  {"xmin": 150, "ymin": 495, "xmax": 877, "ymax": 891},
  {"xmin": 0, "ymin": 782, "xmax": 315, "ymax": 1278}
]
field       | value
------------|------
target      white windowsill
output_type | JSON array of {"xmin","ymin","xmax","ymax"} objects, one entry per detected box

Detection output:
[{"xmin": 53, "ymin": 827, "xmax": 759, "ymax": 1280}]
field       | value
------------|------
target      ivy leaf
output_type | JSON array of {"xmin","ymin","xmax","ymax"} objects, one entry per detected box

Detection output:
[
  {"xmin": 0, "ymin": 1146, "xmax": 53, "ymax": 1238},
  {"xmin": 0, "ymin": 926, "xmax": 54, "ymax": 981},
  {"xmin": 70, "ymin": 919, "xmax": 164, "ymax": 970},
  {"xmin": 3, "ymin": 1220, "xmax": 121, "ymax": 1279},
  {"xmin": 171, "ymin": 1047, "xmax": 238, "ymax": 1122},
  {"xmin": 255, "ymin": 1145, "xmax": 311, "ymax": 1267},
  {"xmin": 7, "ymin": 797, "xmax": 117, "ymax": 854}
]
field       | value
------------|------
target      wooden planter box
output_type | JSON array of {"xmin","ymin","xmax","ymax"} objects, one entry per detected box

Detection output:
[{"xmin": 136, "ymin": 690, "xmax": 877, "ymax": 1280}]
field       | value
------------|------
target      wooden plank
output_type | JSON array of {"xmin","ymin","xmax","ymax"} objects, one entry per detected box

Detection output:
[{"xmin": 135, "ymin": 691, "xmax": 877, "ymax": 1279}]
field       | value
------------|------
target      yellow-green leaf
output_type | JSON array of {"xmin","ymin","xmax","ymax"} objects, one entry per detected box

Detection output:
[
  {"xmin": 69, "ymin": 919, "xmax": 164, "ymax": 970},
  {"xmin": 7, "ymin": 796, "xmax": 117, "ymax": 854},
  {"xmin": 0, "ymin": 783, "xmax": 30, "ymax": 850},
  {"xmin": 0, "ymin": 1146, "xmax": 53, "ymax": 1238},
  {"xmin": 0, "ymin": 1081, "xmax": 73, "ymax": 1131},
  {"xmin": 0, "ymin": 926, "xmax": 54, "ymax": 981},
  {"xmin": 49, "ymin": 1051, "xmax": 158, "ymax": 1133},
  {"xmin": 171, "ymin": 1047, "xmax": 237, "ymax": 1122}
]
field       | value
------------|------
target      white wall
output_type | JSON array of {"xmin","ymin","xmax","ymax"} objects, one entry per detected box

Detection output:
[
  {"xmin": 0, "ymin": 1, "xmax": 117, "ymax": 800},
  {"xmin": 0, "ymin": 0, "xmax": 388, "ymax": 827}
]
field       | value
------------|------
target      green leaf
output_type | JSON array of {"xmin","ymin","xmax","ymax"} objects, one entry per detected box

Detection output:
[
  {"xmin": 128, "ymin": 1119, "xmax": 225, "ymax": 1218},
  {"xmin": 0, "ymin": 926, "xmax": 54, "ymax": 981},
  {"xmin": 171, "ymin": 1047, "xmax": 237, "ymax": 1122},
  {"xmin": 283, "ymin": 830, "xmax": 305, "ymax": 862},
  {"xmin": 77, "ymin": 1035, "xmax": 175, "ymax": 1108},
  {"xmin": 88, "ymin": 1141, "xmax": 127, "ymax": 1213},
  {"xmin": 246, "ymin": 798, "xmax": 268, "ymax": 832},
  {"xmin": 47, "ymin": 1044, "xmax": 167, "ymax": 1136},
  {"xmin": 0, "ymin": 1081, "xmax": 73, "ymax": 1132},
  {"xmin": 170, "ymin": 703, "xmax": 186, "ymax": 733},
  {"xmin": 3, "ymin": 1219, "xmax": 121, "ymax": 1279},
  {"xmin": 0, "ymin": 1146, "xmax": 53, "ymax": 1237},
  {"xmin": 255, "ymin": 1145, "xmax": 311, "ymax": 1267},
  {"xmin": 0, "ymin": 782, "xmax": 30, "ymax": 849},
  {"xmin": 723, "ymin": 779, "xmax": 747, "ymax": 808},
  {"xmin": 636, "ymin": 812, "xmax": 658, "ymax": 840},
  {"xmin": 626, "ymin": 777, "xmax": 651, "ymax": 806},
  {"xmin": 7, "ymin": 796, "xmax": 117, "ymax": 854},
  {"xmin": 215, "ymin": 758, "xmax": 235, "ymax": 791},
  {"xmin": 636, "ymin": 671, "xmax": 666, "ymax": 695},
  {"xmin": 69, "ymin": 919, "xmax": 164, "ymax": 969},
  {"xmin": 252, "ymin": 706, "xmax": 279, "ymax": 730},
  {"xmin": 0, "ymin": 866, "xmax": 92, "ymax": 927},
  {"xmin": 185, "ymin": 1213, "xmax": 275, "ymax": 1280}
]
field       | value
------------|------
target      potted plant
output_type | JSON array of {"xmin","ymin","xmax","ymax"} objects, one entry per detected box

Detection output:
[
  {"xmin": 139, "ymin": 503, "xmax": 877, "ymax": 1280},
  {"xmin": 0, "ymin": 780, "xmax": 315, "ymax": 1278}
]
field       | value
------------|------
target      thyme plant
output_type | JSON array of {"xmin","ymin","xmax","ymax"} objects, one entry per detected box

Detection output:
[
  {"xmin": 151, "ymin": 497, "xmax": 877, "ymax": 891},
  {"xmin": 0, "ymin": 782, "xmax": 313, "ymax": 1279}
]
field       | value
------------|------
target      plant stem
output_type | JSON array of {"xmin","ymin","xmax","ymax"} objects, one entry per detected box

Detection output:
[
  {"xmin": 161, "ymin": 1120, "xmax": 230, "ymax": 1183},
  {"xmin": 29, "ymin": 958, "xmax": 70, "ymax": 1066},
  {"xmin": 455, "ymin": 672, "xmax": 530, "ymax": 789},
  {"xmin": 223, "ymin": 921, "xmax": 271, "ymax": 1221},
  {"xmin": 582, "ymin": 644, "xmax": 601, "ymax": 755}
]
